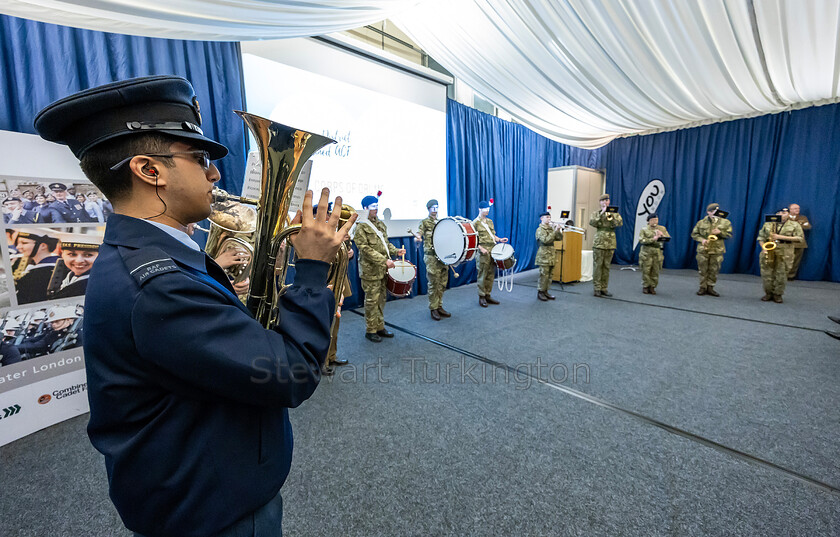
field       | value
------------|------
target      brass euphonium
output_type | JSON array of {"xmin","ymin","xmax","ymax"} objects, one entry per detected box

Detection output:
[
  {"xmin": 199, "ymin": 193, "xmax": 259, "ymax": 285},
  {"xmin": 235, "ymin": 111, "xmax": 340, "ymax": 328}
]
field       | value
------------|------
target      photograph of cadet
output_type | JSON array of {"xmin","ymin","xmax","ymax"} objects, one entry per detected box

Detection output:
[
  {"xmin": 9, "ymin": 228, "xmax": 61, "ymax": 304},
  {"xmin": 0, "ymin": 178, "xmax": 112, "ymax": 224},
  {"xmin": 0, "ymin": 302, "xmax": 84, "ymax": 366},
  {"xmin": 3, "ymin": 196, "xmax": 37, "ymax": 224},
  {"xmin": 7, "ymin": 228, "xmax": 102, "ymax": 304},
  {"xmin": 46, "ymin": 233, "xmax": 102, "ymax": 299}
]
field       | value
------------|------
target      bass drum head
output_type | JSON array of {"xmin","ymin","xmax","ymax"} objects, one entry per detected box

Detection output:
[{"xmin": 433, "ymin": 217, "xmax": 466, "ymax": 265}]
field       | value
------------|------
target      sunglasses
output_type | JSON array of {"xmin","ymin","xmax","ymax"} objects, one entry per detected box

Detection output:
[{"xmin": 110, "ymin": 150, "xmax": 211, "ymax": 172}]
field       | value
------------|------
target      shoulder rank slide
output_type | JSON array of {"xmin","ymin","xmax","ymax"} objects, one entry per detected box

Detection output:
[{"xmin": 120, "ymin": 246, "xmax": 179, "ymax": 287}]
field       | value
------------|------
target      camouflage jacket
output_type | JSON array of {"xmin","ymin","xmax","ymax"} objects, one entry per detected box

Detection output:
[
  {"xmin": 691, "ymin": 216, "xmax": 733, "ymax": 254},
  {"xmin": 535, "ymin": 223, "xmax": 562, "ymax": 265},
  {"xmin": 757, "ymin": 220, "xmax": 803, "ymax": 252},
  {"xmin": 589, "ymin": 210, "xmax": 623, "ymax": 249},
  {"xmin": 418, "ymin": 215, "xmax": 438, "ymax": 257},
  {"xmin": 638, "ymin": 224, "xmax": 670, "ymax": 250},
  {"xmin": 353, "ymin": 217, "xmax": 396, "ymax": 280},
  {"xmin": 473, "ymin": 217, "xmax": 497, "ymax": 250}
]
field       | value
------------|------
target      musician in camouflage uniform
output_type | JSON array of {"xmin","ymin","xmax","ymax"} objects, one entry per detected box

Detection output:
[
  {"xmin": 787, "ymin": 203, "xmax": 811, "ymax": 280},
  {"xmin": 637, "ymin": 213, "xmax": 670, "ymax": 295},
  {"xmin": 588, "ymin": 193, "xmax": 623, "ymax": 297},
  {"xmin": 415, "ymin": 199, "xmax": 451, "ymax": 321},
  {"xmin": 756, "ymin": 208, "xmax": 803, "ymax": 303},
  {"xmin": 353, "ymin": 195, "xmax": 404, "ymax": 342},
  {"xmin": 535, "ymin": 211, "xmax": 562, "ymax": 301},
  {"xmin": 473, "ymin": 200, "xmax": 508, "ymax": 307},
  {"xmin": 690, "ymin": 203, "xmax": 733, "ymax": 296}
]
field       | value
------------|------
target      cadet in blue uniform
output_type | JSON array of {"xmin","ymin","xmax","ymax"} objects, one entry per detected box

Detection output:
[
  {"xmin": 2, "ymin": 197, "xmax": 37, "ymax": 224},
  {"xmin": 34, "ymin": 75, "xmax": 356, "ymax": 537},
  {"xmin": 48, "ymin": 182, "xmax": 96, "ymax": 223}
]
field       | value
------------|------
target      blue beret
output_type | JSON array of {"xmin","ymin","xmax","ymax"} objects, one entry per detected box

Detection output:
[
  {"xmin": 34, "ymin": 75, "xmax": 227, "ymax": 160},
  {"xmin": 361, "ymin": 195, "xmax": 378, "ymax": 208},
  {"xmin": 478, "ymin": 201, "xmax": 490, "ymax": 209}
]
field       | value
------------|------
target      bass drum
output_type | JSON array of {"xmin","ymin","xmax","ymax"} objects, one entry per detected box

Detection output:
[{"xmin": 432, "ymin": 217, "xmax": 478, "ymax": 266}]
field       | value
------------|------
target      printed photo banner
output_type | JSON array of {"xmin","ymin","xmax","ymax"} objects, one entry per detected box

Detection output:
[{"xmin": 0, "ymin": 130, "xmax": 102, "ymax": 446}]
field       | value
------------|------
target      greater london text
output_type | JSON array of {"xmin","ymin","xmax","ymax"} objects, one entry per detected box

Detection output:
[{"xmin": 32, "ymin": 355, "xmax": 83, "ymax": 374}]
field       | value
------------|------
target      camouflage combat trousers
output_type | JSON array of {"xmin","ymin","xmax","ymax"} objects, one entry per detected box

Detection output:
[
  {"xmin": 361, "ymin": 276, "xmax": 387, "ymax": 333},
  {"xmin": 592, "ymin": 248, "xmax": 614, "ymax": 291},
  {"xmin": 760, "ymin": 249, "xmax": 793, "ymax": 296},
  {"xmin": 425, "ymin": 255, "xmax": 449, "ymax": 310},
  {"xmin": 639, "ymin": 247, "xmax": 663, "ymax": 289},
  {"xmin": 476, "ymin": 252, "xmax": 496, "ymax": 297},
  {"xmin": 696, "ymin": 252, "xmax": 723, "ymax": 289},
  {"xmin": 538, "ymin": 264, "xmax": 554, "ymax": 292}
]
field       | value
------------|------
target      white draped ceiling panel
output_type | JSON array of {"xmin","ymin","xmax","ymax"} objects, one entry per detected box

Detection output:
[
  {"xmin": 394, "ymin": 0, "xmax": 840, "ymax": 148},
  {"xmin": 3, "ymin": 0, "xmax": 839, "ymax": 147},
  {"xmin": 0, "ymin": 0, "xmax": 426, "ymax": 41}
]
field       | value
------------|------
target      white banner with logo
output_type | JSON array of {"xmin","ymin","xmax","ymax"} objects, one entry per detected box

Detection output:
[{"xmin": 633, "ymin": 179, "xmax": 666, "ymax": 251}]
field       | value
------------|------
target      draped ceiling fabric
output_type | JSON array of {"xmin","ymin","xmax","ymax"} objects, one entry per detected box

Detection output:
[
  {"xmin": 0, "ymin": 0, "xmax": 426, "ymax": 41},
  {"xmin": 395, "ymin": 0, "xmax": 840, "ymax": 148}
]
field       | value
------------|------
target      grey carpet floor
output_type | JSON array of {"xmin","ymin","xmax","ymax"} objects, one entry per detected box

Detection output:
[{"xmin": 1, "ymin": 267, "xmax": 838, "ymax": 536}]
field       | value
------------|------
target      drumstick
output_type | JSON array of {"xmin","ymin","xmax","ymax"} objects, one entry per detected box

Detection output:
[
  {"xmin": 401, "ymin": 243, "xmax": 406, "ymax": 262},
  {"xmin": 449, "ymin": 266, "xmax": 459, "ymax": 278}
]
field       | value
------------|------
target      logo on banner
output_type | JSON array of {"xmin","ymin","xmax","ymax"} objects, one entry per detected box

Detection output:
[
  {"xmin": 633, "ymin": 179, "xmax": 666, "ymax": 250},
  {"xmin": 38, "ymin": 394, "xmax": 52, "ymax": 404},
  {"xmin": 1, "ymin": 404, "xmax": 22, "ymax": 420}
]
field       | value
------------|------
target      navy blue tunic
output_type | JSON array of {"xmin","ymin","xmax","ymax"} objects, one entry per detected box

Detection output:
[{"xmin": 84, "ymin": 214, "xmax": 333, "ymax": 537}]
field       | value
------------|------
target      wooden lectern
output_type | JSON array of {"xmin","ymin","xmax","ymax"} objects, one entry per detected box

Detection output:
[{"xmin": 552, "ymin": 231, "xmax": 583, "ymax": 282}]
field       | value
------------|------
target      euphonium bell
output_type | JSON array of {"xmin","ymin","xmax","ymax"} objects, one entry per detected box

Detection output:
[{"xmin": 235, "ymin": 111, "xmax": 340, "ymax": 328}]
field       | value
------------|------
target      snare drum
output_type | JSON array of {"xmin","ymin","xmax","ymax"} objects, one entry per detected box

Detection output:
[
  {"xmin": 432, "ymin": 216, "xmax": 478, "ymax": 266},
  {"xmin": 386, "ymin": 260, "xmax": 417, "ymax": 297},
  {"xmin": 491, "ymin": 243, "xmax": 516, "ymax": 270}
]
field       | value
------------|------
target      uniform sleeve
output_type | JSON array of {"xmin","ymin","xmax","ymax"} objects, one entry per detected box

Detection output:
[
  {"xmin": 387, "ymin": 238, "xmax": 398, "ymax": 257},
  {"xmin": 757, "ymin": 223, "xmax": 770, "ymax": 242},
  {"xmin": 787, "ymin": 222, "xmax": 804, "ymax": 242},
  {"xmin": 638, "ymin": 228, "xmax": 655, "ymax": 245},
  {"xmin": 354, "ymin": 225, "xmax": 386, "ymax": 266},
  {"xmin": 660, "ymin": 226, "xmax": 671, "ymax": 239},
  {"xmin": 610, "ymin": 213, "xmax": 623, "ymax": 228},
  {"xmin": 131, "ymin": 260, "xmax": 334, "ymax": 408},
  {"xmin": 718, "ymin": 219, "xmax": 734, "ymax": 239},
  {"xmin": 690, "ymin": 221, "xmax": 704, "ymax": 242},
  {"xmin": 535, "ymin": 226, "xmax": 553, "ymax": 244},
  {"xmin": 589, "ymin": 211, "xmax": 602, "ymax": 228}
]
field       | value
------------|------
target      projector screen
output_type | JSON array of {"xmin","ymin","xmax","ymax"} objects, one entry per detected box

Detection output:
[{"xmin": 241, "ymin": 42, "xmax": 448, "ymax": 226}]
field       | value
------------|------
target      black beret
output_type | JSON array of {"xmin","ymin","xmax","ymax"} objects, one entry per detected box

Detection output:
[
  {"xmin": 3, "ymin": 197, "xmax": 21, "ymax": 203},
  {"xmin": 539, "ymin": 211, "xmax": 550, "ymax": 218},
  {"xmin": 34, "ymin": 75, "xmax": 227, "ymax": 160},
  {"xmin": 647, "ymin": 213, "xmax": 658, "ymax": 221}
]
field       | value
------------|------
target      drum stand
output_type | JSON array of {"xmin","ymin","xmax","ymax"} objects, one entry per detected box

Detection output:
[{"xmin": 496, "ymin": 259, "xmax": 517, "ymax": 293}]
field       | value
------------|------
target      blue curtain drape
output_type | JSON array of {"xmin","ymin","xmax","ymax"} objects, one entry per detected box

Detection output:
[
  {"xmin": 445, "ymin": 99, "xmax": 599, "ymax": 288},
  {"xmin": 602, "ymin": 104, "xmax": 840, "ymax": 282},
  {"xmin": 0, "ymin": 14, "xmax": 247, "ymax": 194}
]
